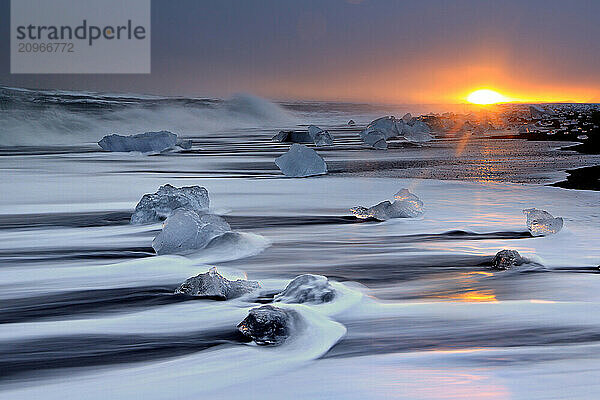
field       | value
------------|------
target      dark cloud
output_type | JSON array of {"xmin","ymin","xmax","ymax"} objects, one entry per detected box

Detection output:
[{"xmin": 1, "ymin": 0, "xmax": 599, "ymax": 102}]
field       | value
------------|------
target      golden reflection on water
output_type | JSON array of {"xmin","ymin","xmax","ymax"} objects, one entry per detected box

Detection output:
[
  {"xmin": 428, "ymin": 271, "xmax": 498, "ymax": 303},
  {"xmin": 380, "ymin": 364, "xmax": 510, "ymax": 400}
]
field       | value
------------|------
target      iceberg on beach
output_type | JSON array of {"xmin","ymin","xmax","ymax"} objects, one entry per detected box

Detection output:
[
  {"xmin": 176, "ymin": 139, "xmax": 193, "ymax": 150},
  {"xmin": 98, "ymin": 131, "xmax": 178, "ymax": 153},
  {"xmin": 175, "ymin": 267, "xmax": 260, "ymax": 299},
  {"xmin": 152, "ymin": 209, "xmax": 231, "ymax": 255},
  {"xmin": 351, "ymin": 188, "xmax": 424, "ymax": 220},
  {"xmin": 359, "ymin": 129, "xmax": 388, "ymax": 149},
  {"xmin": 274, "ymin": 274, "xmax": 335, "ymax": 304},
  {"xmin": 359, "ymin": 116, "xmax": 434, "ymax": 148},
  {"xmin": 523, "ymin": 208, "xmax": 563, "ymax": 236},
  {"xmin": 237, "ymin": 305, "xmax": 299, "ymax": 345},
  {"xmin": 360, "ymin": 116, "xmax": 399, "ymax": 144},
  {"xmin": 131, "ymin": 184, "xmax": 209, "ymax": 224},
  {"xmin": 402, "ymin": 112, "xmax": 415, "ymax": 124},
  {"xmin": 358, "ymin": 116, "xmax": 397, "ymax": 149},
  {"xmin": 275, "ymin": 143, "xmax": 327, "ymax": 177},
  {"xmin": 272, "ymin": 130, "xmax": 313, "ymax": 143},
  {"xmin": 400, "ymin": 120, "xmax": 434, "ymax": 142},
  {"xmin": 308, "ymin": 125, "xmax": 334, "ymax": 146}
]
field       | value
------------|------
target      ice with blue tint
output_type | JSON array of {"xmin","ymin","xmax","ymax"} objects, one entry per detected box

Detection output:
[
  {"xmin": 399, "ymin": 120, "xmax": 434, "ymax": 142},
  {"xmin": 275, "ymin": 144, "xmax": 328, "ymax": 177},
  {"xmin": 274, "ymin": 274, "xmax": 335, "ymax": 304},
  {"xmin": 307, "ymin": 125, "xmax": 334, "ymax": 146},
  {"xmin": 359, "ymin": 116, "xmax": 396, "ymax": 149},
  {"xmin": 351, "ymin": 188, "xmax": 424, "ymax": 220},
  {"xmin": 131, "ymin": 184, "xmax": 210, "ymax": 224},
  {"xmin": 175, "ymin": 267, "xmax": 260, "ymax": 299},
  {"xmin": 152, "ymin": 209, "xmax": 231, "ymax": 255},
  {"xmin": 98, "ymin": 131, "xmax": 178, "ymax": 153}
]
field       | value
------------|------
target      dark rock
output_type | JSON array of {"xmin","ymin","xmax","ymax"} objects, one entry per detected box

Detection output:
[
  {"xmin": 274, "ymin": 274, "xmax": 335, "ymax": 304},
  {"xmin": 348, "ymin": 119, "xmax": 356, "ymax": 126},
  {"xmin": 237, "ymin": 305, "xmax": 298, "ymax": 345},
  {"xmin": 175, "ymin": 267, "xmax": 260, "ymax": 299},
  {"xmin": 491, "ymin": 250, "xmax": 526, "ymax": 270},
  {"xmin": 272, "ymin": 130, "xmax": 313, "ymax": 143}
]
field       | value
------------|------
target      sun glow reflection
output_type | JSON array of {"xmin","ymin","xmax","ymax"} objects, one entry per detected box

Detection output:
[{"xmin": 467, "ymin": 89, "xmax": 508, "ymax": 105}]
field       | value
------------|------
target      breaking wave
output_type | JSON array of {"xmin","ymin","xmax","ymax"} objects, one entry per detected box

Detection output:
[{"xmin": 0, "ymin": 86, "xmax": 298, "ymax": 146}]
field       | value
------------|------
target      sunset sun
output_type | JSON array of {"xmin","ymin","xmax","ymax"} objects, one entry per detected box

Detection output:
[{"xmin": 467, "ymin": 89, "xmax": 508, "ymax": 105}]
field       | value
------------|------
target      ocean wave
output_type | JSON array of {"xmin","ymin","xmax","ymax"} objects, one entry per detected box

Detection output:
[{"xmin": 0, "ymin": 86, "xmax": 298, "ymax": 146}]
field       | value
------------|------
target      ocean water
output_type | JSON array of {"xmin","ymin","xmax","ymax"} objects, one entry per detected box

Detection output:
[{"xmin": 0, "ymin": 87, "xmax": 599, "ymax": 399}]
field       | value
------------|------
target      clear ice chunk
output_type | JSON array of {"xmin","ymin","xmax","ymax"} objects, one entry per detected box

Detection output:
[
  {"xmin": 307, "ymin": 125, "xmax": 334, "ymax": 146},
  {"xmin": 399, "ymin": 120, "xmax": 434, "ymax": 142},
  {"xmin": 175, "ymin": 267, "xmax": 260, "ymax": 299},
  {"xmin": 401, "ymin": 112, "xmax": 415, "ymax": 124},
  {"xmin": 359, "ymin": 129, "xmax": 388, "ymax": 149},
  {"xmin": 275, "ymin": 143, "xmax": 327, "ymax": 177},
  {"xmin": 152, "ymin": 209, "xmax": 231, "ymax": 255},
  {"xmin": 359, "ymin": 116, "xmax": 398, "ymax": 149},
  {"xmin": 130, "ymin": 184, "xmax": 209, "ymax": 224},
  {"xmin": 523, "ymin": 208, "xmax": 563, "ymax": 236},
  {"xmin": 351, "ymin": 188, "xmax": 424, "ymax": 220},
  {"xmin": 176, "ymin": 139, "xmax": 193, "ymax": 150},
  {"xmin": 98, "ymin": 131, "xmax": 177, "ymax": 153},
  {"xmin": 274, "ymin": 274, "xmax": 335, "ymax": 304}
]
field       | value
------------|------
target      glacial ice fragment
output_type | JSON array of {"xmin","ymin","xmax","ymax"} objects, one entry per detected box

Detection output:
[
  {"xmin": 402, "ymin": 113, "xmax": 415, "ymax": 124},
  {"xmin": 365, "ymin": 116, "xmax": 400, "ymax": 139},
  {"xmin": 237, "ymin": 305, "xmax": 299, "ymax": 345},
  {"xmin": 274, "ymin": 274, "xmax": 335, "ymax": 304},
  {"xmin": 523, "ymin": 208, "xmax": 563, "ymax": 236},
  {"xmin": 272, "ymin": 130, "xmax": 313, "ymax": 143},
  {"xmin": 359, "ymin": 129, "xmax": 388, "ymax": 149},
  {"xmin": 275, "ymin": 144, "xmax": 327, "ymax": 177},
  {"xmin": 130, "ymin": 184, "xmax": 209, "ymax": 224},
  {"xmin": 491, "ymin": 250, "xmax": 526, "ymax": 270},
  {"xmin": 391, "ymin": 189, "xmax": 425, "ymax": 217},
  {"xmin": 351, "ymin": 188, "xmax": 423, "ymax": 221},
  {"xmin": 152, "ymin": 209, "xmax": 231, "ymax": 255},
  {"xmin": 400, "ymin": 120, "xmax": 434, "ymax": 142},
  {"xmin": 307, "ymin": 125, "xmax": 334, "ymax": 146},
  {"xmin": 175, "ymin": 267, "xmax": 260, "ymax": 299},
  {"xmin": 176, "ymin": 139, "xmax": 193, "ymax": 150},
  {"xmin": 358, "ymin": 116, "xmax": 400, "ymax": 149},
  {"xmin": 98, "ymin": 131, "xmax": 178, "ymax": 153}
]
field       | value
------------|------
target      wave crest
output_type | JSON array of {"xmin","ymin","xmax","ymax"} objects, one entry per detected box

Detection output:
[{"xmin": 0, "ymin": 87, "xmax": 298, "ymax": 146}]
